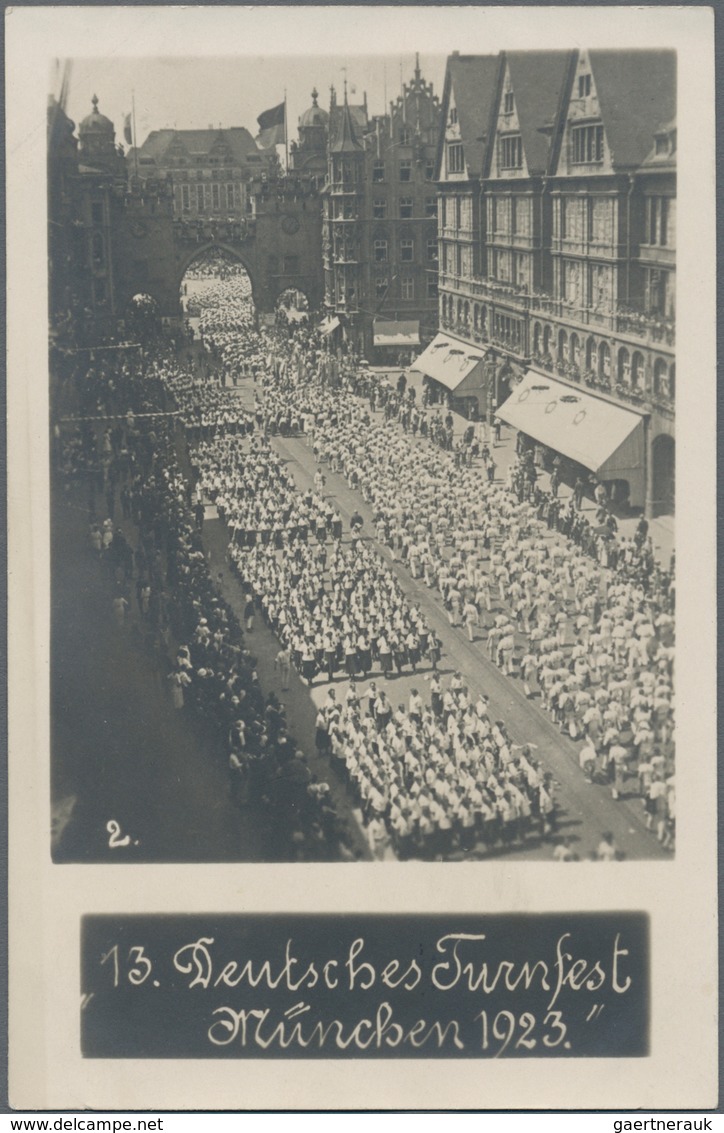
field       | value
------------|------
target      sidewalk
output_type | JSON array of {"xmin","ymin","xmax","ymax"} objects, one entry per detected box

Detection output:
[{"xmin": 372, "ymin": 365, "xmax": 674, "ymax": 568}]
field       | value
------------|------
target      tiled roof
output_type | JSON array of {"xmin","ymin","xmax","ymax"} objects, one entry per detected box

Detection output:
[
  {"xmin": 446, "ymin": 54, "xmax": 501, "ymax": 178},
  {"xmin": 328, "ymin": 102, "xmax": 368, "ymax": 148},
  {"xmin": 329, "ymin": 100, "xmax": 363, "ymax": 153},
  {"xmin": 589, "ymin": 50, "xmax": 676, "ymax": 170},
  {"xmin": 505, "ymin": 51, "xmax": 574, "ymax": 175},
  {"xmin": 134, "ymin": 126, "xmax": 260, "ymax": 165}
]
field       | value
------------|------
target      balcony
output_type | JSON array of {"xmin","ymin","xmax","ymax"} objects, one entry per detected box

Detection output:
[
  {"xmin": 329, "ymin": 181, "xmax": 360, "ymax": 196},
  {"xmin": 439, "ymin": 274, "xmax": 676, "ymax": 349},
  {"xmin": 529, "ymin": 352, "xmax": 675, "ymax": 416}
]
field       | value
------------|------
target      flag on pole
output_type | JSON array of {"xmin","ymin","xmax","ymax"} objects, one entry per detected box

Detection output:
[
  {"xmin": 255, "ymin": 101, "xmax": 286, "ymax": 148},
  {"xmin": 123, "ymin": 112, "xmax": 133, "ymax": 146}
]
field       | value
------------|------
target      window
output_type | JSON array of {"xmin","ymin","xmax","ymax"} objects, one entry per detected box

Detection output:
[
  {"xmin": 426, "ymin": 159, "xmax": 436, "ymax": 180},
  {"xmin": 196, "ymin": 184, "xmax": 205, "ymax": 212},
  {"xmin": 578, "ymin": 74, "xmax": 592, "ymax": 98},
  {"xmin": 374, "ymin": 239, "xmax": 388, "ymax": 262},
  {"xmin": 373, "ymin": 160, "xmax": 385, "ymax": 182},
  {"xmin": 646, "ymin": 269, "xmax": 674, "ymax": 317},
  {"xmin": 399, "ymin": 197, "xmax": 413, "ymax": 218},
  {"xmin": 559, "ymin": 197, "xmax": 566, "ymax": 239},
  {"xmin": 373, "ymin": 198, "xmax": 387, "ymax": 219},
  {"xmin": 427, "ymin": 237, "xmax": 438, "ymax": 262},
  {"xmin": 447, "ymin": 143, "xmax": 464, "ymax": 174},
  {"xmin": 646, "ymin": 196, "xmax": 671, "ymax": 246},
  {"xmin": 212, "ymin": 183, "xmax": 220, "ymax": 211},
  {"xmin": 401, "ymin": 276, "xmax": 414, "ymax": 300},
  {"xmin": 226, "ymin": 184, "xmax": 235, "ymax": 210},
  {"xmin": 399, "ymin": 159, "xmax": 412, "ymax": 182},
  {"xmin": 92, "ymin": 233, "xmax": 105, "ymax": 268},
  {"xmin": 400, "ymin": 127, "xmax": 412, "ymax": 146},
  {"xmin": 400, "ymin": 238, "xmax": 414, "ymax": 262},
  {"xmin": 425, "ymin": 197, "xmax": 437, "ymax": 217},
  {"xmin": 655, "ymin": 134, "xmax": 670, "ymax": 156},
  {"xmin": 449, "ymin": 106, "xmax": 458, "ymax": 125},
  {"xmin": 588, "ymin": 197, "xmax": 612, "ymax": 244},
  {"xmin": 499, "ymin": 134, "xmax": 523, "ymax": 169},
  {"xmin": 91, "ymin": 202, "xmax": 103, "ymax": 224},
  {"xmin": 512, "ymin": 197, "xmax": 530, "ymax": 236},
  {"xmin": 571, "ymin": 123, "xmax": 604, "ymax": 164},
  {"xmin": 375, "ymin": 275, "xmax": 388, "ymax": 299},
  {"xmin": 182, "ymin": 185, "xmax": 190, "ymax": 212},
  {"xmin": 427, "ymin": 276, "xmax": 438, "ymax": 299},
  {"xmin": 503, "ymin": 90, "xmax": 514, "ymax": 114}
]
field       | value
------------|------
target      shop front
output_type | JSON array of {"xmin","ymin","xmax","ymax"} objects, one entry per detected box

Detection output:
[
  {"xmin": 372, "ymin": 318, "xmax": 421, "ymax": 367},
  {"xmin": 496, "ymin": 370, "xmax": 646, "ymax": 509},
  {"xmin": 409, "ymin": 332, "xmax": 489, "ymax": 420}
]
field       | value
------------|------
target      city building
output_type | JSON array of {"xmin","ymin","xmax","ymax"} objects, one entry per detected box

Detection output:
[
  {"xmin": 322, "ymin": 59, "xmax": 442, "ymax": 360},
  {"xmin": 48, "ymin": 94, "xmax": 135, "ymax": 343},
  {"xmin": 289, "ymin": 88, "xmax": 329, "ymax": 186},
  {"xmin": 425, "ymin": 48, "xmax": 676, "ymax": 516},
  {"xmin": 128, "ymin": 125, "xmax": 276, "ymax": 224}
]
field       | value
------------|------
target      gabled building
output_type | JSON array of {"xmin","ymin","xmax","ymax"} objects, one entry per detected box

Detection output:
[
  {"xmin": 322, "ymin": 60, "xmax": 442, "ymax": 359},
  {"xmin": 128, "ymin": 126, "xmax": 274, "ymax": 221},
  {"xmin": 426, "ymin": 48, "xmax": 676, "ymax": 516}
]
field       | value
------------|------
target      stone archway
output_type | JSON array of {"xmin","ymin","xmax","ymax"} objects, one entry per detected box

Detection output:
[
  {"xmin": 651, "ymin": 433, "xmax": 675, "ymax": 517},
  {"xmin": 176, "ymin": 242, "xmax": 260, "ymax": 310}
]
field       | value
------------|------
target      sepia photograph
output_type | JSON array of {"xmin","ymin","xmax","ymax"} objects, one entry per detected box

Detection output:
[
  {"xmin": 49, "ymin": 45, "xmax": 676, "ymax": 865},
  {"xmin": 6, "ymin": 3, "xmax": 717, "ymax": 1113}
]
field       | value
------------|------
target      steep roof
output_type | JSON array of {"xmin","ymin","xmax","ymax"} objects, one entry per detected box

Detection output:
[
  {"xmin": 639, "ymin": 118, "xmax": 676, "ymax": 171},
  {"xmin": 589, "ymin": 49, "xmax": 676, "ymax": 169},
  {"xmin": 505, "ymin": 51, "xmax": 574, "ymax": 175},
  {"xmin": 329, "ymin": 102, "xmax": 368, "ymax": 145},
  {"xmin": 329, "ymin": 99, "xmax": 363, "ymax": 153},
  {"xmin": 446, "ymin": 54, "xmax": 501, "ymax": 178},
  {"xmin": 134, "ymin": 126, "xmax": 260, "ymax": 164}
]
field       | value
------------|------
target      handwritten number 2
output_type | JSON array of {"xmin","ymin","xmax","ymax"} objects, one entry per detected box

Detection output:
[{"xmin": 107, "ymin": 820, "xmax": 131, "ymax": 848}]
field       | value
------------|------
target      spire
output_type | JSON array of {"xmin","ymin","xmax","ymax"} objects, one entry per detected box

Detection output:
[
  {"xmin": 415, "ymin": 53, "xmax": 421, "ymax": 82},
  {"xmin": 311, "ymin": 87, "xmax": 319, "ymax": 106},
  {"xmin": 92, "ymin": 93, "xmax": 99, "ymax": 111},
  {"xmin": 330, "ymin": 95, "xmax": 361, "ymax": 152}
]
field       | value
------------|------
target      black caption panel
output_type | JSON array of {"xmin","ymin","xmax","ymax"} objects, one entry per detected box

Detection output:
[{"xmin": 81, "ymin": 913, "xmax": 649, "ymax": 1059}]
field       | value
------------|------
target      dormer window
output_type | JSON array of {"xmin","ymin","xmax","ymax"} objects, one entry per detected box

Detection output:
[
  {"xmin": 449, "ymin": 106, "xmax": 458, "ymax": 126},
  {"xmin": 655, "ymin": 133, "xmax": 671, "ymax": 156},
  {"xmin": 447, "ymin": 142, "xmax": 464, "ymax": 174},
  {"xmin": 578, "ymin": 74, "xmax": 592, "ymax": 98},
  {"xmin": 571, "ymin": 123, "xmax": 604, "ymax": 164},
  {"xmin": 503, "ymin": 91, "xmax": 514, "ymax": 114},
  {"xmin": 499, "ymin": 134, "xmax": 523, "ymax": 169}
]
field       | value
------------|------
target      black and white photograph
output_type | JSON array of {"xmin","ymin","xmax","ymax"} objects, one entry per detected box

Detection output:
[
  {"xmin": 49, "ymin": 44, "xmax": 677, "ymax": 866},
  {"xmin": 6, "ymin": 3, "xmax": 717, "ymax": 1113}
]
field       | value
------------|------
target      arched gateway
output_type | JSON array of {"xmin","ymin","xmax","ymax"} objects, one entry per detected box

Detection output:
[{"xmin": 113, "ymin": 181, "xmax": 324, "ymax": 325}]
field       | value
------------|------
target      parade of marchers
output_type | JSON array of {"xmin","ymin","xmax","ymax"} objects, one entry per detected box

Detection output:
[
  {"xmin": 190, "ymin": 274, "xmax": 675, "ymax": 860},
  {"xmin": 62, "ymin": 271, "xmax": 675, "ymax": 862}
]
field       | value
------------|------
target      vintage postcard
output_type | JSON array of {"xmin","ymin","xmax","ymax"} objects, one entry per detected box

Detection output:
[{"xmin": 6, "ymin": 3, "xmax": 717, "ymax": 1112}]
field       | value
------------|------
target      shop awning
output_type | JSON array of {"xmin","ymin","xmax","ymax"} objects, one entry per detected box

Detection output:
[
  {"xmin": 320, "ymin": 316, "xmax": 341, "ymax": 337},
  {"xmin": 373, "ymin": 319, "xmax": 420, "ymax": 347},
  {"xmin": 496, "ymin": 370, "xmax": 646, "ymax": 499},
  {"xmin": 411, "ymin": 332, "xmax": 488, "ymax": 393}
]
